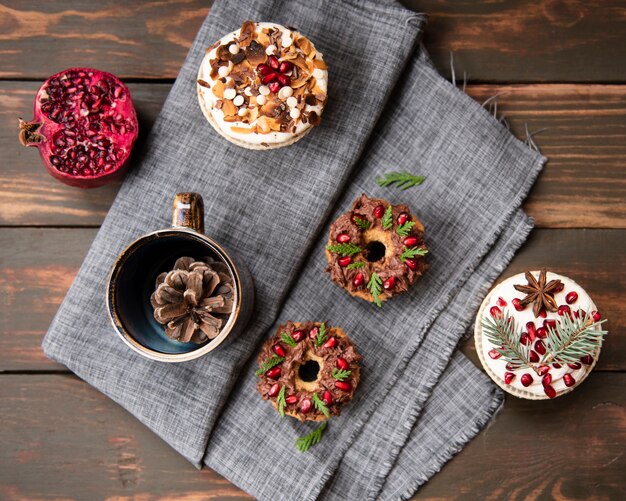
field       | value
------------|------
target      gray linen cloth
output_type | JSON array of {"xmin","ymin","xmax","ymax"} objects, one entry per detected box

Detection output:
[{"xmin": 43, "ymin": 0, "xmax": 545, "ymax": 499}]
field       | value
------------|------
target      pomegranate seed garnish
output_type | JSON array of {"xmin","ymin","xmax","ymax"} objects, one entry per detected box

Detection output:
[
  {"xmin": 397, "ymin": 213, "xmax": 409, "ymax": 225},
  {"xmin": 535, "ymin": 340, "xmax": 546, "ymax": 355},
  {"xmin": 557, "ymin": 305, "xmax": 571, "ymax": 316},
  {"xmin": 496, "ymin": 297, "xmax": 507, "ymax": 307},
  {"xmin": 520, "ymin": 333, "xmax": 530, "ymax": 345},
  {"xmin": 529, "ymin": 350, "xmax": 539, "ymax": 363},
  {"xmin": 337, "ymin": 233, "xmax": 351, "ymax": 243},
  {"xmin": 490, "ymin": 306, "xmax": 503, "ymax": 319},
  {"xmin": 552, "ymin": 362, "xmax": 562, "ymax": 369},
  {"xmin": 505, "ymin": 362, "xmax": 516, "ymax": 371},
  {"xmin": 403, "ymin": 236, "xmax": 418, "ymax": 247},
  {"xmin": 404, "ymin": 258, "xmax": 417, "ymax": 270},
  {"xmin": 353, "ymin": 272, "xmax": 365, "ymax": 287},
  {"xmin": 568, "ymin": 362, "xmax": 582, "ymax": 370},
  {"xmin": 266, "ymin": 367, "xmax": 281, "ymax": 379},
  {"xmin": 336, "ymin": 358, "xmax": 349, "ymax": 370},
  {"xmin": 291, "ymin": 330, "xmax": 305, "ymax": 342},
  {"xmin": 488, "ymin": 349, "xmax": 501, "ymax": 360},
  {"xmin": 591, "ymin": 310, "xmax": 601, "ymax": 322},
  {"xmin": 335, "ymin": 381, "xmax": 352, "ymax": 391},
  {"xmin": 383, "ymin": 277, "xmax": 396, "ymax": 290},
  {"xmin": 538, "ymin": 309, "xmax": 547, "ymax": 318},
  {"xmin": 521, "ymin": 373, "xmax": 533, "ymax": 387},
  {"xmin": 543, "ymin": 384, "xmax": 557, "ymax": 399},
  {"xmin": 338, "ymin": 256, "xmax": 352, "ymax": 267},
  {"xmin": 542, "ymin": 373, "xmax": 552, "ymax": 386},
  {"xmin": 279, "ymin": 61, "xmax": 294, "ymax": 73},
  {"xmin": 268, "ymin": 55, "xmax": 280, "ymax": 69},
  {"xmin": 526, "ymin": 322, "xmax": 537, "ymax": 341},
  {"xmin": 539, "ymin": 365, "xmax": 550, "ymax": 376},
  {"xmin": 300, "ymin": 398, "xmax": 312, "ymax": 413},
  {"xmin": 512, "ymin": 298, "xmax": 525, "ymax": 311},
  {"xmin": 268, "ymin": 383, "xmax": 280, "ymax": 397},
  {"xmin": 565, "ymin": 291, "xmax": 578, "ymax": 304},
  {"xmin": 373, "ymin": 205, "xmax": 385, "ymax": 218},
  {"xmin": 323, "ymin": 337, "xmax": 337, "ymax": 348},
  {"xmin": 277, "ymin": 74, "xmax": 291, "ymax": 87},
  {"xmin": 272, "ymin": 344, "xmax": 286, "ymax": 357},
  {"xmin": 580, "ymin": 355, "xmax": 593, "ymax": 365},
  {"xmin": 285, "ymin": 395, "xmax": 298, "ymax": 405},
  {"xmin": 262, "ymin": 72, "xmax": 279, "ymax": 84},
  {"xmin": 268, "ymin": 81, "xmax": 282, "ymax": 93},
  {"xmin": 536, "ymin": 327, "xmax": 547, "ymax": 339},
  {"xmin": 257, "ymin": 63, "xmax": 272, "ymax": 76},
  {"xmin": 563, "ymin": 374, "xmax": 576, "ymax": 387},
  {"xmin": 322, "ymin": 391, "xmax": 333, "ymax": 406},
  {"xmin": 543, "ymin": 319, "xmax": 557, "ymax": 330},
  {"xmin": 504, "ymin": 372, "xmax": 515, "ymax": 385},
  {"xmin": 308, "ymin": 326, "xmax": 319, "ymax": 340}
]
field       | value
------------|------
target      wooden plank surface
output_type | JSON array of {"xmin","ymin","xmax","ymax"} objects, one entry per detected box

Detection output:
[
  {"xmin": 1, "ymin": 373, "xmax": 623, "ymax": 500},
  {"xmin": 2, "ymin": 1, "xmax": 626, "ymax": 83},
  {"xmin": 2, "ymin": 82, "xmax": 625, "ymax": 228},
  {"xmin": 1, "ymin": 227, "xmax": 623, "ymax": 372}
]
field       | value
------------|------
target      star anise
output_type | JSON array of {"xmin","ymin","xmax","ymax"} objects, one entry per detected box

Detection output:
[
  {"xmin": 150, "ymin": 256, "xmax": 234, "ymax": 344},
  {"xmin": 513, "ymin": 269, "xmax": 563, "ymax": 318}
]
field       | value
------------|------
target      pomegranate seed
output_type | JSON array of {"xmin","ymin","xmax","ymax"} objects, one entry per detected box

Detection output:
[
  {"xmin": 277, "ymin": 74, "xmax": 291, "ymax": 86},
  {"xmin": 397, "ymin": 213, "xmax": 409, "ymax": 225},
  {"xmin": 543, "ymin": 319, "xmax": 557, "ymax": 330},
  {"xmin": 490, "ymin": 306, "xmax": 503, "ymax": 319},
  {"xmin": 543, "ymin": 384, "xmax": 557, "ymax": 399},
  {"xmin": 521, "ymin": 373, "xmax": 533, "ymax": 387},
  {"xmin": 504, "ymin": 372, "xmax": 515, "ymax": 384},
  {"xmin": 539, "ymin": 365, "xmax": 550, "ymax": 376},
  {"xmin": 268, "ymin": 81, "xmax": 282, "ymax": 93},
  {"xmin": 322, "ymin": 391, "xmax": 333, "ymax": 405},
  {"xmin": 542, "ymin": 373, "xmax": 552, "ymax": 386},
  {"xmin": 336, "ymin": 358, "xmax": 349, "ymax": 370},
  {"xmin": 266, "ymin": 367, "xmax": 281, "ymax": 379},
  {"xmin": 335, "ymin": 381, "xmax": 352, "ymax": 391},
  {"xmin": 565, "ymin": 291, "xmax": 578, "ymax": 304},
  {"xmin": 505, "ymin": 362, "xmax": 516, "ymax": 371},
  {"xmin": 520, "ymin": 333, "xmax": 530, "ymax": 345},
  {"xmin": 404, "ymin": 258, "xmax": 417, "ymax": 270},
  {"xmin": 557, "ymin": 305, "xmax": 571, "ymax": 316},
  {"xmin": 338, "ymin": 256, "xmax": 352, "ymax": 267},
  {"xmin": 300, "ymin": 398, "xmax": 312, "ymax": 413},
  {"xmin": 336, "ymin": 233, "xmax": 350, "ymax": 243},
  {"xmin": 591, "ymin": 310, "xmax": 601, "ymax": 322},
  {"xmin": 323, "ymin": 337, "xmax": 337, "ymax": 349},
  {"xmin": 568, "ymin": 362, "xmax": 582, "ymax": 370},
  {"xmin": 488, "ymin": 349, "xmax": 501, "ymax": 360},
  {"xmin": 496, "ymin": 297, "xmax": 507, "ymax": 307},
  {"xmin": 291, "ymin": 330, "xmax": 305, "ymax": 342},
  {"xmin": 272, "ymin": 344, "xmax": 286, "ymax": 357},
  {"xmin": 353, "ymin": 272, "xmax": 365, "ymax": 287},
  {"xmin": 529, "ymin": 350, "xmax": 540, "ymax": 363},
  {"xmin": 580, "ymin": 355, "xmax": 593, "ymax": 365},
  {"xmin": 563, "ymin": 374, "xmax": 576, "ymax": 387},
  {"xmin": 261, "ymin": 72, "xmax": 279, "ymax": 84},
  {"xmin": 268, "ymin": 383, "xmax": 280, "ymax": 397},
  {"xmin": 538, "ymin": 309, "xmax": 547, "ymax": 318},
  {"xmin": 535, "ymin": 340, "xmax": 546, "ymax": 355},
  {"xmin": 285, "ymin": 395, "xmax": 298, "ymax": 405},
  {"xmin": 552, "ymin": 363, "xmax": 562, "ymax": 369},
  {"xmin": 308, "ymin": 326, "xmax": 319, "ymax": 340},
  {"xmin": 512, "ymin": 298, "xmax": 525, "ymax": 311},
  {"xmin": 373, "ymin": 205, "xmax": 385, "ymax": 218},
  {"xmin": 383, "ymin": 277, "xmax": 396, "ymax": 290},
  {"xmin": 403, "ymin": 237, "xmax": 418, "ymax": 247},
  {"xmin": 526, "ymin": 322, "xmax": 537, "ymax": 341},
  {"xmin": 268, "ymin": 55, "xmax": 280, "ymax": 69},
  {"xmin": 279, "ymin": 61, "xmax": 294, "ymax": 73},
  {"xmin": 536, "ymin": 327, "xmax": 547, "ymax": 339}
]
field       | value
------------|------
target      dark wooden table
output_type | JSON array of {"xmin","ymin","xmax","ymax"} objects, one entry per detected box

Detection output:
[{"xmin": 1, "ymin": 1, "xmax": 624, "ymax": 499}]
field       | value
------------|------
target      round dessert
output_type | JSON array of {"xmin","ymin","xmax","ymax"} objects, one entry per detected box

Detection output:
[
  {"xmin": 475, "ymin": 269, "xmax": 608, "ymax": 400},
  {"xmin": 256, "ymin": 321, "xmax": 362, "ymax": 422},
  {"xmin": 197, "ymin": 20, "xmax": 328, "ymax": 149},
  {"xmin": 325, "ymin": 194, "xmax": 428, "ymax": 306}
]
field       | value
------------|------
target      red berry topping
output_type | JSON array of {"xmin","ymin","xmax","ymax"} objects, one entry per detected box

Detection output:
[
  {"xmin": 529, "ymin": 350, "xmax": 540, "ymax": 363},
  {"xmin": 568, "ymin": 362, "xmax": 582, "ymax": 370},
  {"xmin": 291, "ymin": 330, "xmax": 305, "ymax": 342},
  {"xmin": 336, "ymin": 357, "xmax": 349, "ymax": 370},
  {"xmin": 563, "ymin": 374, "xmax": 576, "ymax": 387},
  {"xmin": 277, "ymin": 73, "xmax": 291, "ymax": 87},
  {"xmin": 279, "ymin": 61, "xmax": 294, "ymax": 73},
  {"xmin": 542, "ymin": 373, "xmax": 552, "ymax": 386},
  {"xmin": 512, "ymin": 298, "xmax": 525, "ymax": 311},
  {"xmin": 403, "ymin": 236, "xmax": 418, "ymax": 247},
  {"xmin": 268, "ymin": 55, "xmax": 280, "ymax": 70},
  {"xmin": 300, "ymin": 398, "xmax": 312, "ymax": 413},
  {"xmin": 535, "ymin": 340, "xmax": 546, "ymax": 355},
  {"xmin": 308, "ymin": 326, "xmax": 319, "ymax": 340},
  {"xmin": 272, "ymin": 344, "xmax": 286, "ymax": 357},
  {"xmin": 266, "ymin": 367, "xmax": 281, "ymax": 379},
  {"xmin": 591, "ymin": 310, "xmax": 601, "ymax": 322},
  {"xmin": 565, "ymin": 291, "xmax": 578, "ymax": 304},
  {"xmin": 557, "ymin": 305, "xmax": 571, "ymax": 316},
  {"xmin": 335, "ymin": 381, "xmax": 352, "ymax": 391},
  {"xmin": 543, "ymin": 384, "xmax": 557, "ymax": 399},
  {"xmin": 488, "ymin": 349, "xmax": 501, "ymax": 360},
  {"xmin": 262, "ymin": 72, "xmax": 279, "ymax": 84},
  {"xmin": 552, "ymin": 362, "xmax": 562, "ymax": 369},
  {"xmin": 337, "ymin": 233, "xmax": 351, "ymax": 243},
  {"xmin": 538, "ymin": 309, "xmax": 547, "ymax": 318},
  {"xmin": 383, "ymin": 277, "xmax": 396, "ymax": 290},
  {"xmin": 397, "ymin": 212, "xmax": 409, "ymax": 225},
  {"xmin": 373, "ymin": 204, "xmax": 385, "ymax": 218},
  {"xmin": 490, "ymin": 306, "xmax": 503, "ymax": 319},
  {"xmin": 322, "ymin": 391, "xmax": 333, "ymax": 405},
  {"xmin": 520, "ymin": 332, "xmax": 530, "ymax": 345},
  {"xmin": 580, "ymin": 355, "xmax": 593, "ymax": 365},
  {"xmin": 526, "ymin": 322, "xmax": 537, "ymax": 341},
  {"xmin": 353, "ymin": 272, "xmax": 365, "ymax": 287},
  {"xmin": 257, "ymin": 63, "xmax": 272, "ymax": 76},
  {"xmin": 323, "ymin": 337, "xmax": 337, "ymax": 349},
  {"xmin": 543, "ymin": 319, "xmax": 557, "ymax": 330},
  {"xmin": 536, "ymin": 327, "xmax": 547, "ymax": 339},
  {"xmin": 285, "ymin": 395, "xmax": 298, "ymax": 405},
  {"xmin": 504, "ymin": 372, "xmax": 515, "ymax": 385},
  {"xmin": 338, "ymin": 256, "xmax": 352, "ymax": 267},
  {"xmin": 268, "ymin": 383, "xmax": 280, "ymax": 397},
  {"xmin": 496, "ymin": 297, "xmax": 507, "ymax": 307},
  {"xmin": 539, "ymin": 365, "xmax": 550, "ymax": 376},
  {"xmin": 268, "ymin": 81, "xmax": 281, "ymax": 93},
  {"xmin": 404, "ymin": 258, "xmax": 417, "ymax": 270},
  {"xmin": 521, "ymin": 373, "xmax": 533, "ymax": 387}
]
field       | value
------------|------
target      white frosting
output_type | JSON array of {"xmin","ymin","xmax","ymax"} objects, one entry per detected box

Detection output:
[
  {"xmin": 197, "ymin": 22, "xmax": 328, "ymax": 146},
  {"xmin": 479, "ymin": 271, "xmax": 601, "ymax": 398}
]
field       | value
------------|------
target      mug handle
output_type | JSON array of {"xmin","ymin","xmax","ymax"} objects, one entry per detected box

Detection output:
[{"xmin": 172, "ymin": 192, "xmax": 205, "ymax": 233}]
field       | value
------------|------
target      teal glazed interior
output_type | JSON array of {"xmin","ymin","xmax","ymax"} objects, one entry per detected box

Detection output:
[{"xmin": 110, "ymin": 230, "xmax": 229, "ymax": 355}]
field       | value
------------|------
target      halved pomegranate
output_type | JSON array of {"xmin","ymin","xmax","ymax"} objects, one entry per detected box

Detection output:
[{"xmin": 18, "ymin": 68, "xmax": 138, "ymax": 188}]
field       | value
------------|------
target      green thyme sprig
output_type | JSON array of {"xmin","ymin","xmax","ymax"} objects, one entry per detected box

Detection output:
[
  {"xmin": 315, "ymin": 322, "xmax": 327, "ymax": 347},
  {"xmin": 368, "ymin": 272, "xmax": 383, "ymax": 307},
  {"xmin": 381, "ymin": 205, "xmax": 393, "ymax": 230},
  {"xmin": 376, "ymin": 171, "xmax": 426, "ymax": 190},
  {"xmin": 326, "ymin": 243, "xmax": 362, "ymax": 256},
  {"xmin": 311, "ymin": 393, "xmax": 330, "ymax": 418},
  {"xmin": 332, "ymin": 368, "xmax": 352, "ymax": 381},
  {"xmin": 400, "ymin": 247, "xmax": 428, "ymax": 261},
  {"xmin": 281, "ymin": 331, "xmax": 297, "ymax": 347},
  {"xmin": 346, "ymin": 261, "xmax": 365, "ymax": 270},
  {"xmin": 354, "ymin": 216, "xmax": 371, "ymax": 230},
  {"xmin": 277, "ymin": 385, "xmax": 287, "ymax": 417},
  {"xmin": 296, "ymin": 421, "xmax": 328, "ymax": 452},
  {"xmin": 396, "ymin": 221, "xmax": 416, "ymax": 237},
  {"xmin": 255, "ymin": 355, "xmax": 284, "ymax": 376}
]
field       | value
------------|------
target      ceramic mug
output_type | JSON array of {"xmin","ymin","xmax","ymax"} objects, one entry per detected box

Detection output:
[{"xmin": 106, "ymin": 192, "xmax": 254, "ymax": 362}]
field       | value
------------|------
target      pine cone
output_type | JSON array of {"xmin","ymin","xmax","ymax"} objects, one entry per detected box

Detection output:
[{"xmin": 150, "ymin": 256, "xmax": 234, "ymax": 344}]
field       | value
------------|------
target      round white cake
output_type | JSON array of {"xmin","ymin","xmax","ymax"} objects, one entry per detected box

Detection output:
[
  {"xmin": 474, "ymin": 270, "xmax": 606, "ymax": 400},
  {"xmin": 197, "ymin": 21, "xmax": 328, "ymax": 149}
]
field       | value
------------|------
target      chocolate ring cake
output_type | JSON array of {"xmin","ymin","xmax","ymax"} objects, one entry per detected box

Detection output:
[
  {"xmin": 197, "ymin": 21, "xmax": 328, "ymax": 149},
  {"xmin": 325, "ymin": 194, "xmax": 428, "ymax": 306},
  {"xmin": 256, "ymin": 321, "xmax": 362, "ymax": 422}
]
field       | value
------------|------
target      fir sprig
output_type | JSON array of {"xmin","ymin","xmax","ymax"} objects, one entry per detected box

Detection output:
[
  {"xmin": 542, "ymin": 312, "xmax": 607, "ymax": 364},
  {"xmin": 315, "ymin": 322, "xmax": 327, "ymax": 347},
  {"xmin": 376, "ymin": 171, "xmax": 426, "ymax": 190},
  {"xmin": 326, "ymin": 243, "xmax": 362, "ymax": 256},
  {"xmin": 481, "ymin": 313, "xmax": 532, "ymax": 371},
  {"xmin": 396, "ymin": 221, "xmax": 416, "ymax": 237},
  {"xmin": 311, "ymin": 393, "xmax": 330, "ymax": 418},
  {"xmin": 255, "ymin": 355, "xmax": 284, "ymax": 376},
  {"xmin": 332, "ymin": 368, "xmax": 352, "ymax": 381},
  {"xmin": 400, "ymin": 246, "xmax": 428, "ymax": 261},
  {"xmin": 277, "ymin": 385, "xmax": 287, "ymax": 417},
  {"xmin": 368, "ymin": 272, "xmax": 383, "ymax": 307},
  {"xmin": 381, "ymin": 205, "xmax": 393, "ymax": 230},
  {"xmin": 346, "ymin": 261, "xmax": 365, "ymax": 270},
  {"xmin": 281, "ymin": 331, "xmax": 297, "ymax": 347},
  {"xmin": 296, "ymin": 421, "xmax": 328, "ymax": 452},
  {"xmin": 354, "ymin": 216, "xmax": 371, "ymax": 230}
]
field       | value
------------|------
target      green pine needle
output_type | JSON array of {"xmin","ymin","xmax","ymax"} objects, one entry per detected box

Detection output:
[
  {"xmin": 481, "ymin": 314, "xmax": 531, "ymax": 371},
  {"xmin": 354, "ymin": 217, "xmax": 371, "ymax": 230},
  {"xmin": 368, "ymin": 272, "xmax": 383, "ymax": 308},
  {"xmin": 326, "ymin": 243, "xmax": 362, "ymax": 256},
  {"xmin": 311, "ymin": 393, "xmax": 330, "ymax": 418},
  {"xmin": 332, "ymin": 368, "xmax": 352, "ymax": 381},
  {"xmin": 315, "ymin": 322, "xmax": 327, "ymax": 347},
  {"xmin": 277, "ymin": 386, "xmax": 286, "ymax": 417},
  {"xmin": 346, "ymin": 261, "xmax": 365, "ymax": 270},
  {"xmin": 542, "ymin": 311, "xmax": 607, "ymax": 364},
  {"xmin": 280, "ymin": 331, "xmax": 297, "ymax": 347},
  {"xmin": 376, "ymin": 171, "xmax": 426, "ymax": 190},
  {"xmin": 381, "ymin": 205, "xmax": 393, "ymax": 230},
  {"xmin": 295, "ymin": 421, "xmax": 328, "ymax": 452},
  {"xmin": 396, "ymin": 221, "xmax": 416, "ymax": 237},
  {"xmin": 400, "ymin": 246, "xmax": 428, "ymax": 261},
  {"xmin": 255, "ymin": 355, "xmax": 284, "ymax": 376}
]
